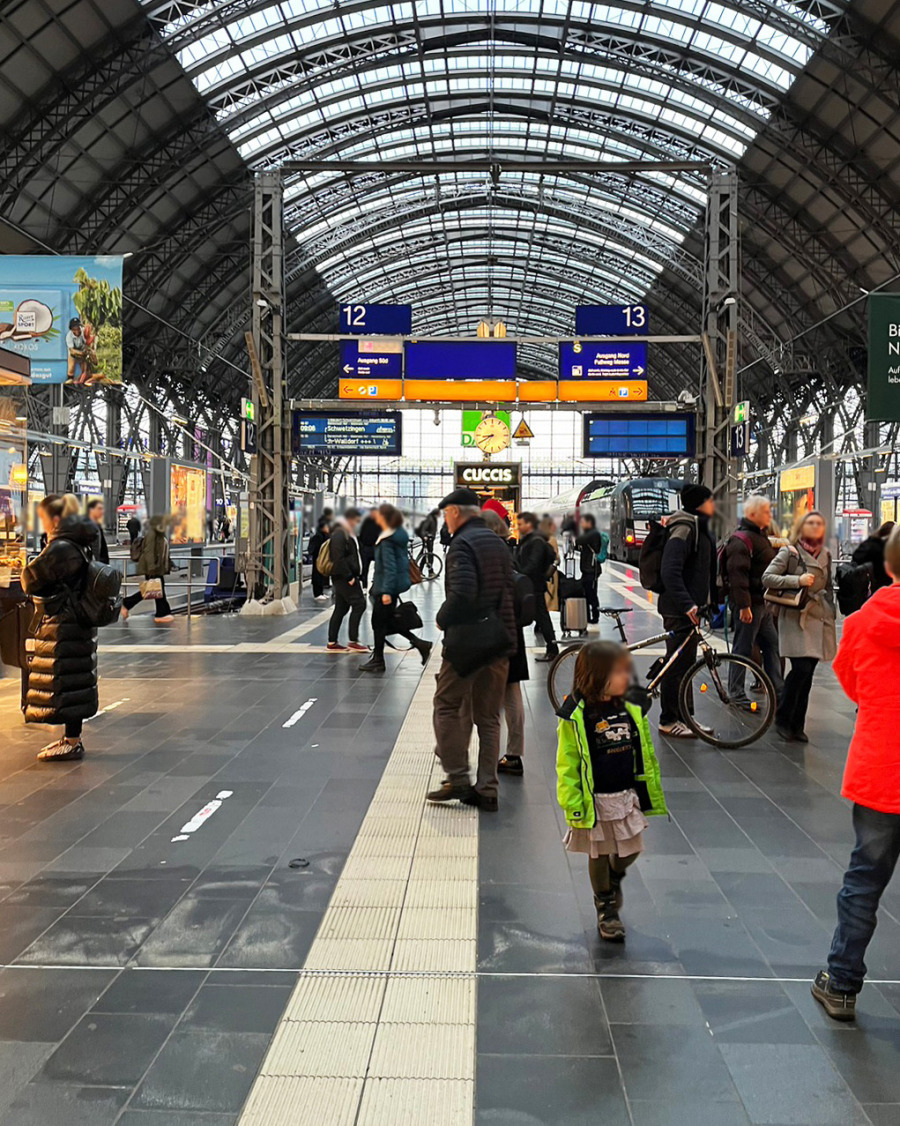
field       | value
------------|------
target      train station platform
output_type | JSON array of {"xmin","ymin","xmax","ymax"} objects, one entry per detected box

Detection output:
[{"xmin": 0, "ymin": 564, "xmax": 897, "ymax": 1126}]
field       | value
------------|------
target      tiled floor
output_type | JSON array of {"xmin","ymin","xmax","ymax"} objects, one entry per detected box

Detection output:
[{"xmin": 0, "ymin": 568, "xmax": 897, "ymax": 1125}]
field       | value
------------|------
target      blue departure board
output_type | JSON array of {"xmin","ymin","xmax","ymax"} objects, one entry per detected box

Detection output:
[
  {"xmin": 583, "ymin": 413, "xmax": 695, "ymax": 458},
  {"xmin": 575, "ymin": 304, "xmax": 649, "ymax": 335},
  {"xmin": 339, "ymin": 303, "xmax": 412, "ymax": 335},
  {"xmin": 293, "ymin": 411, "xmax": 402, "ymax": 456},
  {"xmin": 404, "ymin": 340, "xmax": 517, "ymax": 380}
]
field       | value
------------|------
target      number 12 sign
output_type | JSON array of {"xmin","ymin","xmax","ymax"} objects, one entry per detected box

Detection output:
[{"xmin": 340, "ymin": 303, "xmax": 412, "ymax": 335}]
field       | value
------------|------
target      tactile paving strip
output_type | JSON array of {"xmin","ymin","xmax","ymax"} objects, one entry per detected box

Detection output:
[{"xmin": 237, "ymin": 649, "xmax": 478, "ymax": 1126}]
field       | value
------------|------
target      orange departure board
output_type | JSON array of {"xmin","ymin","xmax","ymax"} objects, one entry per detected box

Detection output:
[
  {"xmin": 403, "ymin": 380, "xmax": 518, "ymax": 402},
  {"xmin": 558, "ymin": 380, "xmax": 648, "ymax": 402},
  {"xmin": 339, "ymin": 379, "xmax": 404, "ymax": 400}
]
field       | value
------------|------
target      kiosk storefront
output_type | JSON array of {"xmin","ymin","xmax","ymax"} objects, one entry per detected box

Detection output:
[{"xmin": 454, "ymin": 462, "xmax": 521, "ymax": 524}]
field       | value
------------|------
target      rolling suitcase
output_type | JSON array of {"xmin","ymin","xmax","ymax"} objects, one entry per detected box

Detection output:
[{"xmin": 561, "ymin": 595, "xmax": 588, "ymax": 638}]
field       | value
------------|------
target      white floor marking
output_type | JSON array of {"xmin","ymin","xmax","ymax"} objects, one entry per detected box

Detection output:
[
  {"xmin": 282, "ymin": 699, "xmax": 318, "ymax": 728},
  {"xmin": 238, "ymin": 649, "xmax": 477, "ymax": 1126},
  {"xmin": 83, "ymin": 697, "xmax": 130, "ymax": 722},
  {"xmin": 170, "ymin": 791, "xmax": 233, "ymax": 842}
]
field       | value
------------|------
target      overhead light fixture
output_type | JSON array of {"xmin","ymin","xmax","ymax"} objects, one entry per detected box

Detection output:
[
  {"xmin": 122, "ymin": 251, "xmax": 135, "ymax": 259},
  {"xmin": 256, "ymin": 298, "xmax": 269, "ymax": 308},
  {"xmin": 722, "ymin": 295, "xmax": 737, "ymax": 307},
  {"xmin": 172, "ymin": 414, "xmax": 188, "ymax": 426}
]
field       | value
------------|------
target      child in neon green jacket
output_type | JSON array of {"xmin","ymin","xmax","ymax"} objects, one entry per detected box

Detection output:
[{"xmin": 556, "ymin": 641, "xmax": 668, "ymax": 941}]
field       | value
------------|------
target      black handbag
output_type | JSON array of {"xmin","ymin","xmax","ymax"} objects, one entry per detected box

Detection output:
[
  {"xmin": 444, "ymin": 610, "xmax": 511, "ymax": 678},
  {"xmin": 392, "ymin": 599, "xmax": 423, "ymax": 632},
  {"xmin": 0, "ymin": 599, "xmax": 38, "ymax": 669}
]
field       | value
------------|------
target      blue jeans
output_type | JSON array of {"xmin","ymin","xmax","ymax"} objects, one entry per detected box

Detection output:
[
  {"xmin": 828, "ymin": 803, "xmax": 900, "ymax": 992},
  {"xmin": 728, "ymin": 603, "xmax": 784, "ymax": 699}
]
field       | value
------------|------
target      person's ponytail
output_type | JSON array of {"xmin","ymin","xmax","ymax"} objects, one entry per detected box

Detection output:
[{"xmin": 39, "ymin": 493, "xmax": 82, "ymax": 522}]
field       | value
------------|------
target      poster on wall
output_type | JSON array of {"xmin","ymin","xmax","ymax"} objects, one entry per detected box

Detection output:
[
  {"xmin": 0, "ymin": 256, "xmax": 123, "ymax": 385},
  {"xmin": 170, "ymin": 465, "xmax": 206, "ymax": 544},
  {"xmin": 779, "ymin": 464, "xmax": 816, "ymax": 533}
]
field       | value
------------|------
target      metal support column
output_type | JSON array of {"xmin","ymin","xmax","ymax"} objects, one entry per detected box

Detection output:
[
  {"xmin": 40, "ymin": 383, "xmax": 74, "ymax": 494},
  {"xmin": 247, "ymin": 171, "xmax": 290, "ymax": 602},
  {"xmin": 699, "ymin": 169, "xmax": 740, "ymax": 530}
]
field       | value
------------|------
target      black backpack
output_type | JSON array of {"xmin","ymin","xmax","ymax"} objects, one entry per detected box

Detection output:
[
  {"xmin": 71, "ymin": 546, "xmax": 123, "ymax": 628},
  {"xmin": 638, "ymin": 520, "xmax": 670, "ymax": 594},
  {"xmin": 513, "ymin": 572, "xmax": 536, "ymax": 628},
  {"xmin": 835, "ymin": 561, "xmax": 872, "ymax": 617}
]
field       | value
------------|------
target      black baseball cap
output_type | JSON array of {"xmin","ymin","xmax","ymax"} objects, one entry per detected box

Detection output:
[{"xmin": 439, "ymin": 487, "xmax": 481, "ymax": 510}]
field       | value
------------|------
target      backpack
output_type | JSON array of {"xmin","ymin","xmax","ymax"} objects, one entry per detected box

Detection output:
[
  {"xmin": 315, "ymin": 539, "xmax": 335, "ymax": 576},
  {"xmin": 129, "ymin": 536, "xmax": 144, "ymax": 564},
  {"xmin": 835, "ymin": 561, "xmax": 873, "ymax": 617},
  {"xmin": 595, "ymin": 531, "xmax": 610, "ymax": 565},
  {"xmin": 513, "ymin": 572, "xmax": 536, "ymax": 628},
  {"xmin": 639, "ymin": 518, "xmax": 696, "ymax": 595},
  {"xmin": 716, "ymin": 530, "xmax": 754, "ymax": 602},
  {"xmin": 70, "ymin": 547, "xmax": 122, "ymax": 628}
]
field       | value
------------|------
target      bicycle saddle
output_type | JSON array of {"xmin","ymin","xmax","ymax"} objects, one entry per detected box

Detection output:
[{"xmin": 599, "ymin": 606, "xmax": 633, "ymax": 615}]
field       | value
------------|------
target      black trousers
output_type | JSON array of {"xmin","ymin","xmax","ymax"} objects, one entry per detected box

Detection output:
[
  {"xmin": 659, "ymin": 615, "xmax": 699, "ymax": 725},
  {"xmin": 372, "ymin": 595, "xmax": 422, "ymax": 659},
  {"xmin": 777, "ymin": 656, "xmax": 818, "ymax": 734},
  {"xmin": 65, "ymin": 719, "xmax": 83, "ymax": 739},
  {"xmin": 360, "ymin": 546, "xmax": 375, "ymax": 588},
  {"xmin": 533, "ymin": 588, "xmax": 557, "ymax": 651},
  {"xmin": 329, "ymin": 578, "xmax": 365, "ymax": 643},
  {"xmin": 581, "ymin": 572, "xmax": 600, "ymax": 622},
  {"xmin": 311, "ymin": 567, "xmax": 327, "ymax": 597},
  {"xmin": 123, "ymin": 576, "xmax": 171, "ymax": 619}
]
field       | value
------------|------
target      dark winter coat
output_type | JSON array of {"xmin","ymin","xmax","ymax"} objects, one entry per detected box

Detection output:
[
  {"xmin": 92, "ymin": 523, "xmax": 110, "ymax": 565},
  {"xmin": 126, "ymin": 517, "xmax": 141, "ymax": 544},
  {"xmin": 358, "ymin": 516, "xmax": 379, "ymax": 549},
  {"xmin": 437, "ymin": 516, "xmax": 516, "ymax": 651},
  {"xmin": 21, "ymin": 515, "xmax": 99, "ymax": 725},
  {"xmin": 515, "ymin": 531, "xmax": 554, "ymax": 591},
  {"xmin": 852, "ymin": 535, "xmax": 891, "ymax": 591},
  {"xmin": 658, "ymin": 510, "xmax": 717, "ymax": 619},
  {"xmin": 328, "ymin": 522, "xmax": 361, "ymax": 580},
  {"xmin": 371, "ymin": 526, "xmax": 412, "ymax": 598},
  {"xmin": 723, "ymin": 517, "xmax": 777, "ymax": 610},
  {"xmin": 136, "ymin": 517, "xmax": 171, "ymax": 579},
  {"xmin": 575, "ymin": 528, "xmax": 603, "ymax": 576}
]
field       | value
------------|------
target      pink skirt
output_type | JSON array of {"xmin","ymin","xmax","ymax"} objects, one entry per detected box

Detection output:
[{"xmin": 564, "ymin": 789, "xmax": 648, "ymax": 859}]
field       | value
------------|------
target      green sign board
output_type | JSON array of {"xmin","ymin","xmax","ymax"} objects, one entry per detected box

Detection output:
[
  {"xmin": 461, "ymin": 409, "xmax": 510, "ymax": 447},
  {"xmin": 733, "ymin": 400, "xmax": 749, "ymax": 425},
  {"xmin": 867, "ymin": 293, "xmax": 900, "ymax": 421}
]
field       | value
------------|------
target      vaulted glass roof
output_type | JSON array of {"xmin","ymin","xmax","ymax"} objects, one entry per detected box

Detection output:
[{"xmin": 143, "ymin": 0, "xmax": 836, "ymax": 339}]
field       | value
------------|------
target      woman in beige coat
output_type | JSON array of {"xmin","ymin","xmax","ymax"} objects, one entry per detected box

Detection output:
[
  {"xmin": 762, "ymin": 510, "xmax": 836, "ymax": 743},
  {"xmin": 540, "ymin": 516, "xmax": 560, "ymax": 612}
]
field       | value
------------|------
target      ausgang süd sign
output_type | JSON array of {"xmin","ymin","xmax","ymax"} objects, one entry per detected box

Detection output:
[{"xmin": 867, "ymin": 293, "xmax": 900, "ymax": 422}]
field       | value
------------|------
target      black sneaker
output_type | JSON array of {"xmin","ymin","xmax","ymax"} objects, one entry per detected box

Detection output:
[
  {"xmin": 535, "ymin": 648, "xmax": 558, "ymax": 663},
  {"xmin": 358, "ymin": 656, "xmax": 386, "ymax": 673},
  {"xmin": 37, "ymin": 740, "xmax": 84, "ymax": 763},
  {"xmin": 596, "ymin": 895, "xmax": 625, "ymax": 942},
  {"xmin": 498, "ymin": 755, "xmax": 524, "ymax": 777},
  {"xmin": 462, "ymin": 792, "xmax": 499, "ymax": 812},
  {"xmin": 426, "ymin": 781, "xmax": 475, "ymax": 805},
  {"xmin": 811, "ymin": 970, "xmax": 856, "ymax": 1021}
]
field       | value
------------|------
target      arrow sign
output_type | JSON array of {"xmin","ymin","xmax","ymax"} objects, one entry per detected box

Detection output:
[
  {"xmin": 559, "ymin": 341, "xmax": 648, "ymax": 381},
  {"xmin": 340, "ymin": 339, "xmax": 402, "ymax": 380}
]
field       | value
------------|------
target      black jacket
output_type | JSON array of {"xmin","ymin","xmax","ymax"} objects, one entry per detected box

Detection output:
[
  {"xmin": 515, "ymin": 531, "xmax": 553, "ymax": 590},
  {"xmin": 852, "ymin": 535, "xmax": 891, "ymax": 591},
  {"xmin": 21, "ymin": 515, "xmax": 99, "ymax": 725},
  {"xmin": 575, "ymin": 528, "xmax": 603, "ymax": 576},
  {"xmin": 658, "ymin": 510, "xmax": 717, "ymax": 619},
  {"xmin": 437, "ymin": 516, "xmax": 516, "ymax": 651},
  {"xmin": 417, "ymin": 512, "xmax": 438, "ymax": 538},
  {"xmin": 358, "ymin": 516, "xmax": 379, "ymax": 550},
  {"xmin": 724, "ymin": 517, "xmax": 776, "ymax": 610},
  {"xmin": 329, "ymin": 523, "xmax": 361, "ymax": 580},
  {"xmin": 93, "ymin": 523, "xmax": 110, "ymax": 565}
]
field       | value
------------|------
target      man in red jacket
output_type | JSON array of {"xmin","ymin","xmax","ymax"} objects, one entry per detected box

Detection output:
[{"xmin": 812, "ymin": 528, "xmax": 900, "ymax": 1021}]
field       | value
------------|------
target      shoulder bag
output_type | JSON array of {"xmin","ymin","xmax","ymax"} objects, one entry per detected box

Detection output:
[
  {"xmin": 443, "ymin": 549, "xmax": 511, "ymax": 678},
  {"xmin": 764, "ymin": 547, "xmax": 810, "ymax": 610}
]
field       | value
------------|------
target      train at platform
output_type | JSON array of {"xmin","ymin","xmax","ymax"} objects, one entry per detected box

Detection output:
[{"xmin": 541, "ymin": 478, "xmax": 684, "ymax": 564}]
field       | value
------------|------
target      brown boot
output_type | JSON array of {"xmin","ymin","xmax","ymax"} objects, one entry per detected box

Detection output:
[{"xmin": 596, "ymin": 894, "xmax": 625, "ymax": 942}]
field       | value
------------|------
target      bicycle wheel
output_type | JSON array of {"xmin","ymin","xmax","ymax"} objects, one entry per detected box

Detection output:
[
  {"xmin": 420, "ymin": 551, "xmax": 443, "ymax": 581},
  {"xmin": 546, "ymin": 644, "xmax": 582, "ymax": 710},
  {"xmin": 677, "ymin": 653, "xmax": 777, "ymax": 749}
]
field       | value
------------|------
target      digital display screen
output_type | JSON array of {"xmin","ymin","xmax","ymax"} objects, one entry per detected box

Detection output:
[
  {"xmin": 559, "ymin": 341, "xmax": 647, "ymax": 381},
  {"xmin": 339, "ymin": 303, "xmax": 412, "ymax": 335},
  {"xmin": 405, "ymin": 340, "xmax": 517, "ymax": 380},
  {"xmin": 293, "ymin": 411, "xmax": 402, "ymax": 456},
  {"xmin": 575, "ymin": 304, "xmax": 649, "ymax": 336},
  {"xmin": 583, "ymin": 413, "xmax": 695, "ymax": 458}
]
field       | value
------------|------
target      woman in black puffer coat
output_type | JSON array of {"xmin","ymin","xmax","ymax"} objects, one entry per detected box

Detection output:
[{"xmin": 22, "ymin": 494, "xmax": 99, "ymax": 762}]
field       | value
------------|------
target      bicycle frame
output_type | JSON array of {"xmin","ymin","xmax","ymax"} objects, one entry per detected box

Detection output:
[{"xmin": 624, "ymin": 624, "xmax": 716, "ymax": 695}]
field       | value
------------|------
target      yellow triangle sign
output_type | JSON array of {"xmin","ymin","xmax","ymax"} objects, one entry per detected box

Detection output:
[{"xmin": 513, "ymin": 418, "xmax": 534, "ymax": 440}]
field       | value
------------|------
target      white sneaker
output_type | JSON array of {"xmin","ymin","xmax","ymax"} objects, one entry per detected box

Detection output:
[
  {"xmin": 658, "ymin": 721, "xmax": 697, "ymax": 739},
  {"xmin": 154, "ymin": 615, "xmax": 174, "ymax": 624},
  {"xmin": 314, "ymin": 595, "xmax": 329, "ymax": 602}
]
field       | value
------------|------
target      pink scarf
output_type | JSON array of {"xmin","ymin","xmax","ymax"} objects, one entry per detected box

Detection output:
[{"xmin": 799, "ymin": 538, "xmax": 823, "ymax": 558}]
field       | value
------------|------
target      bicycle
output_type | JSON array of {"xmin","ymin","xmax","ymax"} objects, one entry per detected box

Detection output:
[
  {"xmin": 409, "ymin": 536, "xmax": 443, "ymax": 581},
  {"xmin": 546, "ymin": 606, "xmax": 777, "ymax": 750}
]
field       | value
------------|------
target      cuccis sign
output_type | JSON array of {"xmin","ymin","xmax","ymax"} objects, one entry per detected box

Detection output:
[{"xmin": 454, "ymin": 462, "xmax": 521, "ymax": 487}]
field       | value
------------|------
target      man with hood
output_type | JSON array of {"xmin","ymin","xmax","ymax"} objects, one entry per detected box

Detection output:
[
  {"xmin": 326, "ymin": 507, "xmax": 368, "ymax": 653},
  {"xmin": 812, "ymin": 526, "xmax": 900, "ymax": 1021},
  {"xmin": 657, "ymin": 483, "xmax": 717, "ymax": 738}
]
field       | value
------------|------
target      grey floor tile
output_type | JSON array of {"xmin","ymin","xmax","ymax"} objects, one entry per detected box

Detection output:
[
  {"xmin": 0, "ymin": 1082, "xmax": 129, "ymax": 1126},
  {"xmin": 601, "ymin": 977, "xmax": 705, "ymax": 1026},
  {"xmin": 814, "ymin": 1016, "xmax": 900, "ymax": 1104},
  {"xmin": 41, "ymin": 1012, "xmax": 174, "ymax": 1085},
  {"xmin": 478, "ymin": 976, "xmax": 612, "ymax": 1056},
  {"xmin": 630, "ymin": 1100, "xmax": 752, "ymax": 1126},
  {"xmin": 16, "ymin": 914, "xmax": 155, "ymax": 966},
  {"xmin": 477, "ymin": 1054, "xmax": 629, "ymax": 1125},
  {"xmin": 692, "ymin": 981, "xmax": 816, "ymax": 1045},
  {"xmin": 613, "ymin": 1024, "xmax": 742, "ymax": 1104},
  {"xmin": 0, "ymin": 1041, "xmax": 56, "ymax": 1118},
  {"xmin": 180, "ymin": 983, "xmax": 292, "ymax": 1033},
  {"xmin": 91, "ymin": 969, "xmax": 205, "ymax": 1015},
  {"xmin": 117, "ymin": 1114, "xmax": 237, "ymax": 1126},
  {"xmin": 0, "ymin": 968, "xmax": 115, "ymax": 1041},
  {"xmin": 863, "ymin": 1106, "xmax": 900, "ymax": 1126},
  {"xmin": 132, "ymin": 1029, "xmax": 271, "ymax": 1113}
]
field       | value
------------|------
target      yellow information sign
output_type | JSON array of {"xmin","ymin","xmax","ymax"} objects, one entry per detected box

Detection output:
[{"xmin": 513, "ymin": 419, "xmax": 534, "ymax": 440}]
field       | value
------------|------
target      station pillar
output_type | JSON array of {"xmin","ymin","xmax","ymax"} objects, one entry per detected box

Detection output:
[
  {"xmin": 245, "ymin": 171, "xmax": 291, "ymax": 608},
  {"xmin": 699, "ymin": 170, "xmax": 740, "ymax": 531}
]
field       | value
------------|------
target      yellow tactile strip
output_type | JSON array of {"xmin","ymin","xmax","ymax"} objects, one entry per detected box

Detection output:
[{"xmin": 238, "ymin": 653, "xmax": 477, "ymax": 1125}]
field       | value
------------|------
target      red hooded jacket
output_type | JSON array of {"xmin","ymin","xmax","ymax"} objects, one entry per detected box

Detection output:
[{"xmin": 833, "ymin": 584, "xmax": 900, "ymax": 814}]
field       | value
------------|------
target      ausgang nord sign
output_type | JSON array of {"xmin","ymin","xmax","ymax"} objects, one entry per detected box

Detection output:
[{"xmin": 867, "ymin": 293, "xmax": 900, "ymax": 422}]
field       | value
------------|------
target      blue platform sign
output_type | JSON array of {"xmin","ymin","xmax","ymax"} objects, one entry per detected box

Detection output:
[
  {"xmin": 559, "ymin": 341, "xmax": 647, "ymax": 381},
  {"xmin": 730, "ymin": 421, "xmax": 750, "ymax": 459},
  {"xmin": 339, "ymin": 339, "xmax": 402, "ymax": 380},
  {"xmin": 405, "ymin": 340, "xmax": 517, "ymax": 380},
  {"xmin": 292, "ymin": 411, "xmax": 402, "ymax": 456},
  {"xmin": 575, "ymin": 304, "xmax": 649, "ymax": 336},
  {"xmin": 340, "ymin": 303, "xmax": 412, "ymax": 335}
]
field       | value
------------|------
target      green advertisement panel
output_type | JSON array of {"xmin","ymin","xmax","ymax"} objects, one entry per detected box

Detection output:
[{"xmin": 867, "ymin": 293, "xmax": 900, "ymax": 421}]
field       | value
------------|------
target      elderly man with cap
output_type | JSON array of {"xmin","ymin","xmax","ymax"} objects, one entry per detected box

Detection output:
[
  {"xmin": 657, "ymin": 483, "xmax": 718, "ymax": 738},
  {"xmin": 427, "ymin": 487, "xmax": 517, "ymax": 812}
]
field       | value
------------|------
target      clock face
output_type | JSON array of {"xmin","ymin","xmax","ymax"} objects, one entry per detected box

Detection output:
[{"xmin": 474, "ymin": 416, "xmax": 511, "ymax": 454}]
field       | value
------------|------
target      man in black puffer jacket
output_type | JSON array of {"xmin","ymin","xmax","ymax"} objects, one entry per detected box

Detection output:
[{"xmin": 429, "ymin": 488, "xmax": 516, "ymax": 812}]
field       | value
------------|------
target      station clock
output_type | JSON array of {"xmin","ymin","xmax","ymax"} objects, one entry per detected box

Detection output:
[{"xmin": 474, "ymin": 414, "xmax": 511, "ymax": 455}]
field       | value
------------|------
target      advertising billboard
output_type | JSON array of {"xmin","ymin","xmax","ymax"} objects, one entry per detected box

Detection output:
[
  {"xmin": 0, "ymin": 256, "xmax": 123, "ymax": 385},
  {"xmin": 170, "ymin": 464, "xmax": 206, "ymax": 544},
  {"xmin": 292, "ymin": 411, "xmax": 402, "ymax": 456}
]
